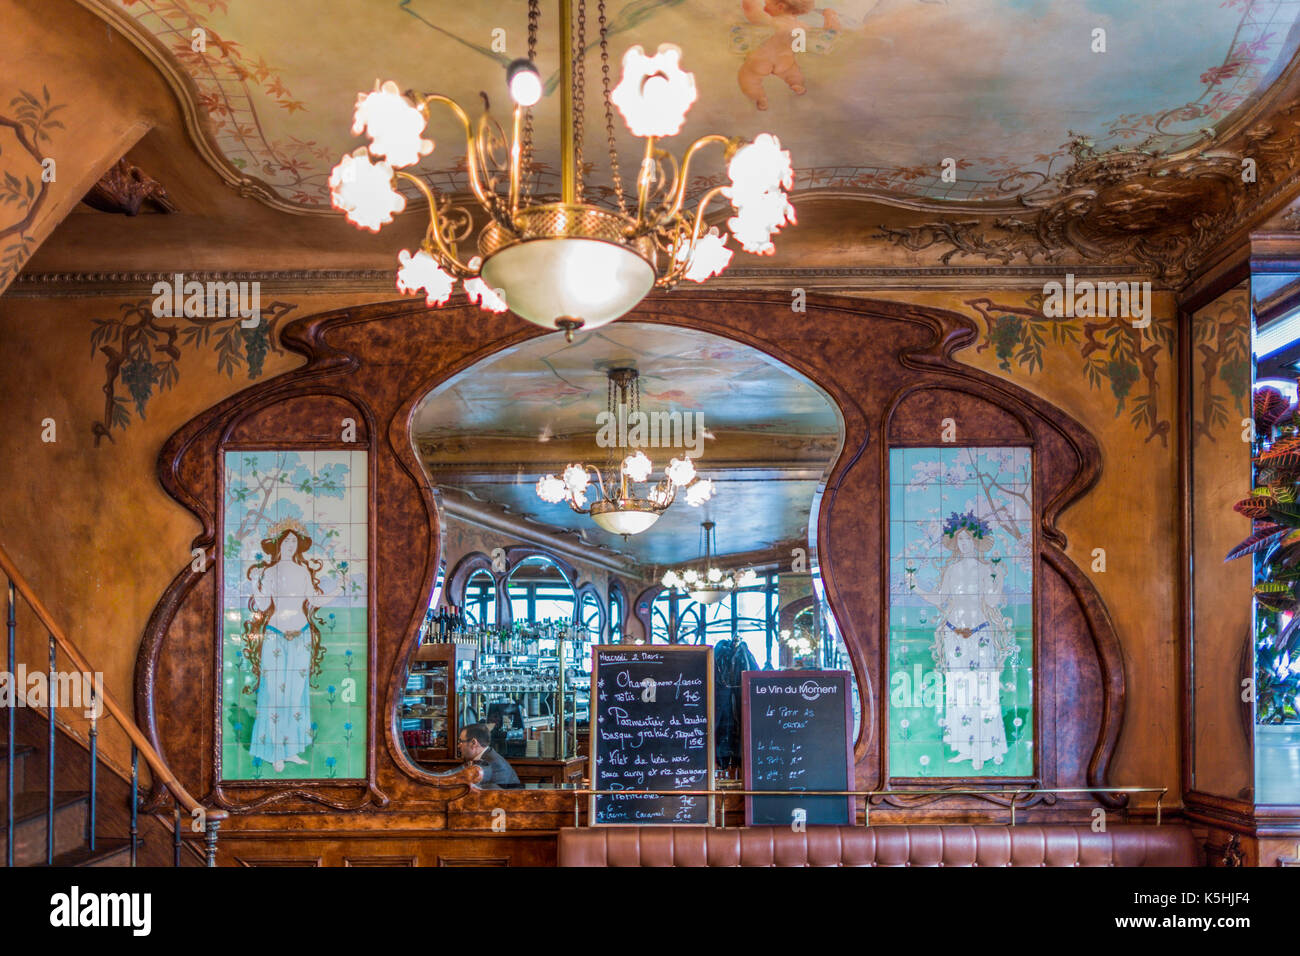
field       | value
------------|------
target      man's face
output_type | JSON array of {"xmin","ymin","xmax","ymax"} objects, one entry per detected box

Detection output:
[{"xmin": 458, "ymin": 732, "xmax": 485, "ymax": 761}]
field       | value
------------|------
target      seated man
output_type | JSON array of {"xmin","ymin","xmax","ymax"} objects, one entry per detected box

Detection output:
[{"xmin": 457, "ymin": 722, "xmax": 521, "ymax": 790}]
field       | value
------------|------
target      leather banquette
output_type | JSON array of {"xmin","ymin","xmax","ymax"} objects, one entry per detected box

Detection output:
[{"xmin": 557, "ymin": 825, "xmax": 1201, "ymax": 867}]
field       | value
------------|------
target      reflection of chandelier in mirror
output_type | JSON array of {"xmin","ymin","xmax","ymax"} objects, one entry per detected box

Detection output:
[
  {"xmin": 328, "ymin": 0, "xmax": 796, "ymax": 341},
  {"xmin": 535, "ymin": 367, "xmax": 714, "ymax": 536},
  {"xmin": 662, "ymin": 521, "xmax": 757, "ymax": 605}
]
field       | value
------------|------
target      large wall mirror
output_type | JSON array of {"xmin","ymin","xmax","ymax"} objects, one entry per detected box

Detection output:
[{"xmin": 401, "ymin": 321, "xmax": 853, "ymax": 786}]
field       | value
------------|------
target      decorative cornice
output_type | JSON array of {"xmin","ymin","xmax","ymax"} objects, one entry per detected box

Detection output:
[
  {"xmin": 875, "ymin": 100, "xmax": 1300, "ymax": 285},
  {"xmin": 5, "ymin": 264, "xmax": 1156, "ymax": 298}
]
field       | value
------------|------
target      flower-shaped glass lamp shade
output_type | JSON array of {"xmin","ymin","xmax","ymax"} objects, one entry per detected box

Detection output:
[
  {"xmin": 665, "ymin": 456, "xmax": 697, "ymax": 486},
  {"xmin": 329, "ymin": 148, "xmax": 406, "ymax": 232},
  {"xmin": 464, "ymin": 257, "xmax": 509, "ymax": 312},
  {"xmin": 677, "ymin": 227, "xmax": 733, "ymax": 282},
  {"xmin": 685, "ymin": 478, "xmax": 715, "ymax": 506},
  {"xmin": 351, "ymin": 80, "xmax": 434, "ymax": 168},
  {"xmin": 622, "ymin": 451, "xmax": 654, "ymax": 482},
  {"xmin": 536, "ymin": 474, "xmax": 567, "ymax": 504},
  {"xmin": 611, "ymin": 44, "xmax": 698, "ymax": 137},
  {"xmin": 396, "ymin": 249, "xmax": 455, "ymax": 305},
  {"xmin": 563, "ymin": 464, "xmax": 590, "ymax": 494}
]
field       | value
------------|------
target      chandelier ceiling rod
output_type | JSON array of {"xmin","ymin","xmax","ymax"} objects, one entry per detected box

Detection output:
[{"xmin": 559, "ymin": 0, "xmax": 576, "ymax": 205}]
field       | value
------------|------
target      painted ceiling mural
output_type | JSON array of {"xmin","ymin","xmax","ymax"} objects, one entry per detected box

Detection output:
[{"xmin": 98, "ymin": 0, "xmax": 1300, "ymax": 210}]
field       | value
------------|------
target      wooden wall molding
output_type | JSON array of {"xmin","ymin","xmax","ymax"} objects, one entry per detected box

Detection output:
[{"xmin": 137, "ymin": 291, "xmax": 1125, "ymax": 832}]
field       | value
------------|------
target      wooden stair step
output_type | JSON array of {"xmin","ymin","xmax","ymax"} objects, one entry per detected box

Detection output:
[
  {"xmin": 0, "ymin": 743, "xmax": 36, "ymax": 790},
  {"xmin": 39, "ymin": 837, "xmax": 133, "ymax": 868},
  {"xmin": 1, "ymin": 789, "xmax": 88, "ymax": 822},
  {"xmin": 0, "ymin": 790, "xmax": 89, "ymax": 865}
]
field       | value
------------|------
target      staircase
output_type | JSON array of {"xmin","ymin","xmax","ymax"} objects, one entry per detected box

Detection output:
[{"xmin": 2, "ymin": 544, "xmax": 226, "ymax": 867}]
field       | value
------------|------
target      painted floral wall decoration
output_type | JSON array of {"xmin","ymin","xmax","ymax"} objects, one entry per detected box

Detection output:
[
  {"xmin": 88, "ymin": 297, "xmax": 296, "ymax": 444},
  {"xmin": 964, "ymin": 295, "xmax": 1176, "ymax": 446},
  {"xmin": 0, "ymin": 86, "xmax": 65, "ymax": 290}
]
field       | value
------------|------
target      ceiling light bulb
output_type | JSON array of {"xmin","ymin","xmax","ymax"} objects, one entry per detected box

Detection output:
[{"xmin": 507, "ymin": 59, "xmax": 543, "ymax": 107}]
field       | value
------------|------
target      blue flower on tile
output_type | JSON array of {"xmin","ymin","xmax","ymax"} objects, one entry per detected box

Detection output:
[
  {"xmin": 344, "ymin": 648, "xmax": 353, "ymax": 672},
  {"xmin": 251, "ymin": 756, "xmax": 263, "ymax": 779},
  {"xmin": 343, "ymin": 721, "xmax": 354, "ymax": 744},
  {"xmin": 325, "ymin": 756, "xmax": 338, "ymax": 779},
  {"xmin": 326, "ymin": 685, "xmax": 337, "ymax": 709}
]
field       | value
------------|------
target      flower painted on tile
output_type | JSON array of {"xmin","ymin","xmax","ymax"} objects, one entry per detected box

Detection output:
[
  {"xmin": 325, "ymin": 756, "xmax": 338, "ymax": 778},
  {"xmin": 326, "ymin": 685, "xmax": 337, "ymax": 709},
  {"xmin": 343, "ymin": 721, "xmax": 354, "ymax": 744},
  {"xmin": 344, "ymin": 648, "xmax": 353, "ymax": 671},
  {"xmin": 252, "ymin": 756, "xmax": 263, "ymax": 779}
]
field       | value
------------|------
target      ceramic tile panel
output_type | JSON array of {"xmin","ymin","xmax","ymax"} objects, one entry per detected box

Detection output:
[
  {"xmin": 220, "ymin": 450, "xmax": 368, "ymax": 782},
  {"xmin": 888, "ymin": 446, "xmax": 1033, "ymax": 778}
]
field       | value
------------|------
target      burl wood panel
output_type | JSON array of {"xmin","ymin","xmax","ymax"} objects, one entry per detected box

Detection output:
[{"xmin": 136, "ymin": 291, "xmax": 1122, "ymax": 843}]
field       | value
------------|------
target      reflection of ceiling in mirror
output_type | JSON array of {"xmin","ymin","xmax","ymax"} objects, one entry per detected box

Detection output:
[
  {"xmin": 417, "ymin": 322, "xmax": 842, "ymax": 569},
  {"xmin": 412, "ymin": 322, "xmax": 840, "ymax": 440},
  {"xmin": 447, "ymin": 477, "xmax": 819, "ymax": 569}
]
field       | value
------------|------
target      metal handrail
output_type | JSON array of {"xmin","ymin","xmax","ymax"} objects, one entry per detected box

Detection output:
[
  {"xmin": 571, "ymin": 786, "xmax": 1168, "ymax": 828},
  {"xmin": 1, "ymin": 543, "xmax": 226, "ymax": 866}
]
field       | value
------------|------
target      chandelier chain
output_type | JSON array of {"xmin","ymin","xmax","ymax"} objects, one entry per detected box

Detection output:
[
  {"xmin": 573, "ymin": 0, "xmax": 587, "ymax": 202},
  {"xmin": 597, "ymin": 0, "xmax": 627, "ymax": 215},
  {"xmin": 522, "ymin": 0, "xmax": 540, "ymax": 202}
]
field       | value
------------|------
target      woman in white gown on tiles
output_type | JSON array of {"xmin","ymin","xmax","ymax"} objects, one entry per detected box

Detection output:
[
  {"xmin": 906, "ymin": 512, "xmax": 1018, "ymax": 771},
  {"xmin": 244, "ymin": 518, "xmax": 344, "ymax": 773}
]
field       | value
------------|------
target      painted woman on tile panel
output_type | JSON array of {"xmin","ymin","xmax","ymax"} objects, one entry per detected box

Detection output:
[
  {"xmin": 243, "ymin": 518, "xmax": 345, "ymax": 773},
  {"xmin": 905, "ymin": 513, "xmax": 1018, "ymax": 770}
]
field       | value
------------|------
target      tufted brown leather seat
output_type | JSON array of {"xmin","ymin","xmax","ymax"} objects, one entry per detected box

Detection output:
[{"xmin": 557, "ymin": 825, "xmax": 1201, "ymax": 866}]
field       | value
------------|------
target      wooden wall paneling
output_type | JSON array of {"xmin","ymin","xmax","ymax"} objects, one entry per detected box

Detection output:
[{"xmin": 137, "ymin": 291, "xmax": 1126, "ymax": 846}]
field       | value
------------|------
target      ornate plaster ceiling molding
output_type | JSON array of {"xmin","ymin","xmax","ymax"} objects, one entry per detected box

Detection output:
[
  {"xmin": 82, "ymin": 157, "xmax": 176, "ymax": 215},
  {"xmin": 5, "ymin": 264, "xmax": 1156, "ymax": 298},
  {"xmin": 875, "ymin": 98, "xmax": 1300, "ymax": 284}
]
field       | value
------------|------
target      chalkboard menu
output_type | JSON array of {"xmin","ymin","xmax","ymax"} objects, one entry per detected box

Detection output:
[
  {"xmin": 742, "ymin": 670, "xmax": 854, "ymax": 825},
  {"xmin": 589, "ymin": 645, "xmax": 714, "ymax": 826}
]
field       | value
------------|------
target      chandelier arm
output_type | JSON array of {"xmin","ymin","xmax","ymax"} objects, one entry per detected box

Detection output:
[
  {"xmin": 655, "ymin": 185, "xmax": 727, "ymax": 288},
  {"xmin": 393, "ymin": 171, "xmax": 477, "ymax": 277},
  {"xmin": 588, "ymin": 463, "xmax": 610, "ymax": 501},
  {"xmin": 634, "ymin": 135, "xmax": 658, "ymax": 225},
  {"xmin": 416, "ymin": 94, "xmax": 497, "ymax": 214},
  {"xmin": 474, "ymin": 109, "xmax": 512, "ymax": 222},
  {"xmin": 648, "ymin": 147, "xmax": 681, "ymax": 225},
  {"xmin": 565, "ymin": 496, "xmax": 593, "ymax": 515},
  {"xmin": 656, "ymin": 134, "xmax": 743, "ymax": 227}
]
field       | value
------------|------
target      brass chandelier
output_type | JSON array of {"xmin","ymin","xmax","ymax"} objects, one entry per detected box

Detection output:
[
  {"xmin": 328, "ymin": 0, "xmax": 796, "ymax": 340},
  {"xmin": 535, "ymin": 367, "xmax": 714, "ymax": 536},
  {"xmin": 661, "ymin": 521, "xmax": 758, "ymax": 605}
]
